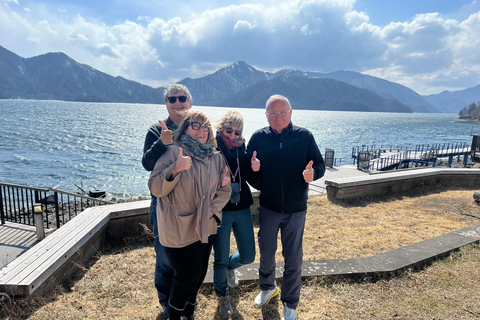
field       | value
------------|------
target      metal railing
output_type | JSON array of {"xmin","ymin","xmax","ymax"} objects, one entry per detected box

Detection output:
[
  {"xmin": 357, "ymin": 146, "xmax": 471, "ymax": 172},
  {"xmin": 352, "ymin": 145, "xmax": 405, "ymax": 159},
  {"xmin": 1, "ymin": 182, "xmax": 114, "ymax": 229}
]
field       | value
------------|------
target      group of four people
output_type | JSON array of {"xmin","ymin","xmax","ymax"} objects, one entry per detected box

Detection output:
[{"xmin": 142, "ymin": 84, "xmax": 325, "ymax": 320}]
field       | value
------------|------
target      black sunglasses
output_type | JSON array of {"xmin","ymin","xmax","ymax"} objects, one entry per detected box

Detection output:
[
  {"xmin": 225, "ymin": 128, "xmax": 241, "ymax": 136},
  {"xmin": 167, "ymin": 96, "xmax": 188, "ymax": 103}
]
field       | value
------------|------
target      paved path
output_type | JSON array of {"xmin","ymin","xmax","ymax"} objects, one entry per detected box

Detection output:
[
  {"xmin": 0, "ymin": 222, "xmax": 38, "ymax": 270},
  {"xmin": 3, "ymin": 165, "xmax": 478, "ymax": 282}
]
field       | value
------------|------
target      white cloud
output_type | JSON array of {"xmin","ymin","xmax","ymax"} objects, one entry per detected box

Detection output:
[
  {"xmin": 234, "ymin": 20, "xmax": 253, "ymax": 31},
  {"xmin": 0, "ymin": 0, "xmax": 479, "ymax": 94}
]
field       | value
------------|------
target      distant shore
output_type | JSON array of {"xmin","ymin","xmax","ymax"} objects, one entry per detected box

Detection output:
[{"xmin": 454, "ymin": 119, "xmax": 480, "ymax": 124}]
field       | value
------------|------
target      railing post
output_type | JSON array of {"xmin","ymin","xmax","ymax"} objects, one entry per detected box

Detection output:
[
  {"xmin": 34, "ymin": 203, "xmax": 45, "ymax": 241},
  {"xmin": 54, "ymin": 191, "xmax": 60, "ymax": 229},
  {"xmin": 0, "ymin": 185, "xmax": 4, "ymax": 225},
  {"xmin": 463, "ymin": 152, "xmax": 469, "ymax": 167},
  {"xmin": 447, "ymin": 155, "xmax": 453, "ymax": 167}
]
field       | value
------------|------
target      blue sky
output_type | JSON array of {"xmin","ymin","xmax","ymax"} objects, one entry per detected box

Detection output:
[{"xmin": 1, "ymin": 0, "xmax": 480, "ymax": 95}]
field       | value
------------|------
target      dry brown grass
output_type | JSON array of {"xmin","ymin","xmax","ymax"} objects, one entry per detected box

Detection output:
[{"xmin": 3, "ymin": 187, "xmax": 480, "ymax": 319}]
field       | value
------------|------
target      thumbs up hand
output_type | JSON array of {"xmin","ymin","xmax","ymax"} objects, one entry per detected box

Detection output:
[
  {"xmin": 221, "ymin": 166, "xmax": 230, "ymax": 187},
  {"xmin": 251, "ymin": 151, "xmax": 260, "ymax": 172},
  {"xmin": 174, "ymin": 147, "xmax": 192, "ymax": 173},
  {"xmin": 303, "ymin": 160, "xmax": 314, "ymax": 182},
  {"xmin": 159, "ymin": 120, "xmax": 173, "ymax": 146}
]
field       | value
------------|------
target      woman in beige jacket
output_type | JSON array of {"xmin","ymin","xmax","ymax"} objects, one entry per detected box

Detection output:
[{"xmin": 149, "ymin": 110, "xmax": 231, "ymax": 320}]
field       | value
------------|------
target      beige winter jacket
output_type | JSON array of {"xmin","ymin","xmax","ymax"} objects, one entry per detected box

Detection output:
[{"xmin": 148, "ymin": 142, "xmax": 231, "ymax": 248}]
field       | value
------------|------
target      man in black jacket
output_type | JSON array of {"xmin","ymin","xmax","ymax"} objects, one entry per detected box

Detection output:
[
  {"xmin": 142, "ymin": 84, "xmax": 193, "ymax": 319},
  {"xmin": 247, "ymin": 94, "xmax": 325, "ymax": 320}
]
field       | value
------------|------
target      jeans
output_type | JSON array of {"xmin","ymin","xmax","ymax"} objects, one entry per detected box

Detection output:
[
  {"xmin": 213, "ymin": 207, "xmax": 256, "ymax": 297},
  {"xmin": 257, "ymin": 206, "xmax": 306, "ymax": 309},
  {"xmin": 150, "ymin": 196, "xmax": 174, "ymax": 308}
]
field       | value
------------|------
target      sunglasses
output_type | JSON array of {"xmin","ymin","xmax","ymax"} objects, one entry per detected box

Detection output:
[
  {"xmin": 190, "ymin": 121, "xmax": 210, "ymax": 132},
  {"xmin": 167, "ymin": 96, "xmax": 188, "ymax": 103},
  {"xmin": 224, "ymin": 128, "xmax": 241, "ymax": 136}
]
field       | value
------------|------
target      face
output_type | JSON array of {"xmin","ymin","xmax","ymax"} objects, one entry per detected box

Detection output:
[
  {"xmin": 266, "ymin": 99, "xmax": 292, "ymax": 133},
  {"xmin": 222, "ymin": 125, "xmax": 242, "ymax": 142},
  {"xmin": 185, "ymin": 119, "xmax": 210, "ymax": 144},
  {"xmin": 166, "ymin": 90, "xmax": 192, "ymax": 124}
]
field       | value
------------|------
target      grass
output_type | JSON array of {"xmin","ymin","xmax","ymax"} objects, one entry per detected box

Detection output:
[{"xmin": 2, "ymin": 186, "xmax": 480, "ymax": 319}]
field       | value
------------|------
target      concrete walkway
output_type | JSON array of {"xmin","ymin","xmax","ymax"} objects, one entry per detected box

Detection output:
[
  {"xmin": 2, "ymin": 165, "xmax": 479, "ymax": 282},
  {"xmin": 0, "ymin": 222, "xmax": 38, "ymax": 270},
  {"xmin": 203, "ymin": 223, "xmax": 480, "ymax": 283}
]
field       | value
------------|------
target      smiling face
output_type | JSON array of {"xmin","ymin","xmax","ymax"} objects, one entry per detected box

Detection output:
[
  {"xmin": 166, "ymin": 90, "xmax": 193, "ymax": 125},
  {"xmin": 266, "ymin": 97, "xmax": 292, "ymax": 133},
  {"xmin": 185, "ymin": 118, "xmax": 210, "ymax": 144}
]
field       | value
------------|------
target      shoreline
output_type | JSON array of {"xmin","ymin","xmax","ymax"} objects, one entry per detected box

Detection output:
[{"xmin": 454, "ymin": 119, "xmax": 480, "ymax": 124}]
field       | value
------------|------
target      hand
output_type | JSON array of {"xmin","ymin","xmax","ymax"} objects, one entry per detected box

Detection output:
[
  {"xmin": 174, "ymin": 147, "xmax": 192, "ymax": 172},
  {"xmin": 251, "ymin": 151, "xmax": 260, "ymax": 172},
  {"xmin": 303, "ymin": 160, "xmax": 314, "ymax": 183},
  {"xmin": 221, "ymin": 166, "xmax": 230, "ymax": 187},
  {"xmin": 159, "ymin": 120, "xmax": 173, "ymax": 146}
]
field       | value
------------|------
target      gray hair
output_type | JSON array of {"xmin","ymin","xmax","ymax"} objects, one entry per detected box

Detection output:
[
  {"xmin": 164, "ymin": 84, "xmax": 192, "ymax": 102},
  {"xmin": 216, "ymin": 110, "xmax": 244, "ymax": 132},
  {"xmin": 266, "ymin": 94, "xmax": 292, "ymax": 110}
]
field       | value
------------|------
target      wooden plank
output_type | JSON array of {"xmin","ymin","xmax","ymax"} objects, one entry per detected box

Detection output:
[
  {"xmin": 108, "ymin": 200, "xmax": 150, "ymax": 219},
  {"xmin": 0, "ymin": 207, "xmax": 100, "ymax": 280},
  {"xmin": 6, "ymin": 209, "xmax": 108, "ymax": 284},
  {"xmin": 20, "ymin": 214, "xmax": 110, "ymax": 295},
  {"xmin": 0, "ymin": 207, "xmax": 110, "ymax": 295}
]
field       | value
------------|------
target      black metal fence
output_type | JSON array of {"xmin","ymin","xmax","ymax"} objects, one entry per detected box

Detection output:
[
  {"xmin": 0, "ymin": 182, "xmax": 113, "ymax": 229},
  {"xmin": 356, "ymin": 147, "xmax": 471, "ymax": 172}
]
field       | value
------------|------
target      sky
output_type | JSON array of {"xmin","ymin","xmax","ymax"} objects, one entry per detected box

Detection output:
[{"xmin": 1, "ymin": 0, "xmax": 480, "ymax": 95}]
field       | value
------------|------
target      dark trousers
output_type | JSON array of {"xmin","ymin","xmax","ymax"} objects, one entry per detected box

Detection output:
[
  {"xmin": 258, "ymin": 206, "xmax": 306, "ymax": 309},
  {"xmin": 164, "ymin": 236, "xmax": 214, "ymax": 319},
  {"xmin": 149, "ymin": 197, "xmax": 174, "ymax": 308}
]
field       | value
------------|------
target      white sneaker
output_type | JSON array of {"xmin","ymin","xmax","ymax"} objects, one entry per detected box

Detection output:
[
  {"xmin": 253, "ymin": 286, "xmax": 280, "ymax": 307},
  {"xmin": 282, "ymin": 305, "xmax": 297, "ymax": 320},
  {"xmin": 226, "ymin": 269, "xmax": 238, "ymax": 288}
]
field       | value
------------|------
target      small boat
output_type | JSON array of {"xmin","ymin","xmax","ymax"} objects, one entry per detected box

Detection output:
[{"xmin": 88, "ymin": 189, "xmax": 106, "ymax": 198}]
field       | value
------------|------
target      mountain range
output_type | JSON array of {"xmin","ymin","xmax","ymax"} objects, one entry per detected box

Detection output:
[{"xmin": 1, "ymin": 45, "xmax": 478, "ymax": 113}]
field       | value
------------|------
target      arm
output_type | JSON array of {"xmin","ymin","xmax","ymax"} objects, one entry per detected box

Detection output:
[
  {"xmin": 246, "ymin": 136, "xmax": 262, "ymax": 190},
  {"xmin": 307, "ymin": 133, "xmax": 325, "ymax": 181},
  {"xmin": 148, "ymin": 146, "xmax": 182, "ymax": 197},
  {"xmin": 210, "ymin": 156, "xmax": 232, "ymax": 221},
  {"xmin": 142, "ymin": 124, "xmax": 169, "ymax": 172}
]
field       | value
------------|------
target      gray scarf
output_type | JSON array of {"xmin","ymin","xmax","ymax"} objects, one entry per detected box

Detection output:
[{"xmin": 179, "ymin": 134, "xmax": 214, "ymax": 159}]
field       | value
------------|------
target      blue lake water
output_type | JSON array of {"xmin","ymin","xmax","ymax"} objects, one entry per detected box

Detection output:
[{"xmin": 0, "ymin": 99, "xmax": 473, "ymax": 199}]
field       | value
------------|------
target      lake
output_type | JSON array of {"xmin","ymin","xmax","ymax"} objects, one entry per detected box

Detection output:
[{"xmin": 0, "ymin": 99, "xmax": 473, "ymax": 199}]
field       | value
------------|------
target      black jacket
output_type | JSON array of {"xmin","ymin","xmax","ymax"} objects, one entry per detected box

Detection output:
[
  {"xmin": 246, "ymin": 123, "xmax": 325, "ymax": 214},
  {"xmin": 142, "ymin": 117, "xmax": 177, "ymax": 172},
  {"xmin": 216, "ymin": 135, "xmax": 254, "ymax": 211}
]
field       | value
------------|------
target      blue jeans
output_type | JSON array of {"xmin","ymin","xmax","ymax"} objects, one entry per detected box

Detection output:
[
  {"xmin": 213, "ymin": 207, "xmax": 256, "ymax": 297},
  {"xmin": 150, "ymin": 196, "xmax": 175, "ymax": 308},
  {"xmin": 257, "ymin": 206, "xmax": 306, "ymax": 309}
]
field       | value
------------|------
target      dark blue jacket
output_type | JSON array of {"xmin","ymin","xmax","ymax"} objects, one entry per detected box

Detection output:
[{"xmin": 246, "ymin": 122, "xmax": 325, "ymax": 214}]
